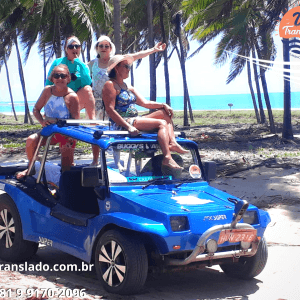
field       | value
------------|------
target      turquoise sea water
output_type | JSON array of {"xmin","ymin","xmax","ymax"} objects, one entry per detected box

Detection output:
[{"xmin": 1, "ymin": 92, "xmax": 299, "ymax": 114}]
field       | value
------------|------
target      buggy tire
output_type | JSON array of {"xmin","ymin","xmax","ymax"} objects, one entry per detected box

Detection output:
[
  {"xmin": 95, "ymin": 229, "xmax": 148, "ymax": 295},
  {"xmin": 220, "ymin": 237, "xmax": 268, "ymax": 279},
  {"xmin": 0, "ymin": 193, "xmax": 38, "ymax": 262}
]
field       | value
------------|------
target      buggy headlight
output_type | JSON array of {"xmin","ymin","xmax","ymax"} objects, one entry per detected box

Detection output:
[
  {"xmin": 170, "ymin": 216, "xmax": 189, "ymax": 232},
  {"xmin": 243, "ymin": 211, "xmax": 258, "ymax": 225}
]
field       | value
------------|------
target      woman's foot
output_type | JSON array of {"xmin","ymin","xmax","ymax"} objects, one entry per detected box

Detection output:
[
  {"xmin": 162, "ymin": 158, "xmax": 183, "ymax": 179},
  {"xmin": 169, "ymin": 143, "xmax": 189, "ymax": 154},
  {"xmin": 162, "ymin": 158, "xmax": 183, "ymax": 170}
]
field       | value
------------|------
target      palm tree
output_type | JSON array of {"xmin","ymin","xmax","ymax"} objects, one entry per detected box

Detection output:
[
  {"xmin": 113, "ymin": 0, "xmax": 122, "ymax": 54},
  {"xmin": 146, "ymin": 0, "xmax": 157, "ymax": 102},
  {"xmin": 183, "ymin": 0, "xmax": 277, "ymax": 132},
  {"xmin": 1, "ymin": 4, "xmax": 34, "ymax": 124},
  {"xmin": 0, "ymin": 42, "xmax": 18, "ymax": 121},
  {"xmin": 174, "ymin": 12, "xmax": 194, "ymax": 126},
  {"xmin": 247, "ymin": 59, "xmax": 260, "ymax": 123}
]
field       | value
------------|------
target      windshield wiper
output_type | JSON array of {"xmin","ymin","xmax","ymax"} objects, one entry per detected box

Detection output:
[
  {"xmin": 142, "ymin": 176, "xmax": 171, "ymax": 190},
  {"xmin": 175, "ymin": 178, "xmax": 200, "ymax": 188}
]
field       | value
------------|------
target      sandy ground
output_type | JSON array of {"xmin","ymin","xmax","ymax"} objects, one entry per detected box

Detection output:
[{"xmin": 0, "ymin": 123, "xmax": 300, "ymax": 299}]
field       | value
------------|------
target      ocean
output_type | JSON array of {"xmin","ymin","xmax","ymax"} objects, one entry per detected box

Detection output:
[{"xmin": 1, "ymin": 91, "xmax": 299, "ymax": 114}]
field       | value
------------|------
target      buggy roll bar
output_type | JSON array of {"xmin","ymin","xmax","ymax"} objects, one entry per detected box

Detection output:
[{"xmin": 57, "ymin": 119, "xmax": 185, "ymax": 138}]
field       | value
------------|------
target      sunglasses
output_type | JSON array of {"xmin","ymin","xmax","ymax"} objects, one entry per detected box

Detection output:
[
  {"xmin": 97, "ymin": 44, "xmax": 110, "ymax": 49},
  {"xmin": 53, "ymin": 73, "xmax": 68, "ymax": 79},
  {"xmin": 67, "ymin": 44, "xmax": 81, "ymax": 50}
]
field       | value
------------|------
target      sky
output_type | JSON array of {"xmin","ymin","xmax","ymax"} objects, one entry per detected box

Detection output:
[{"xmin": 0, "ymin": 33, "xmax": 299, "ymax": 107}]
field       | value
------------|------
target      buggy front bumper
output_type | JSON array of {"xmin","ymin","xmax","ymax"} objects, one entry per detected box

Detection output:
[{"xmin": 165, "ymin": 223, "xmax": 259, "ymax": 266}]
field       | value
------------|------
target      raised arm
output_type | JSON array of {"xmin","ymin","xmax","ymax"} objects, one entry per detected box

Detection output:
[{"xmin": 130, "ymin": 42, "xmax": 166, "ymax": 61}]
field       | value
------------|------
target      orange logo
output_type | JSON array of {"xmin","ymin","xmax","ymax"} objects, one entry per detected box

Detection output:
[{"xmin": 279, "ymin": 6, "xmax": 300, "ymax": 38}]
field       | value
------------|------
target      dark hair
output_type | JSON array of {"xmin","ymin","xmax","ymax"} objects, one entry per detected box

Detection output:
[
  {"xmin": 49, "ymin": 64, "xmax": 71, "ymax": 83},
  {"xmin": 108, "ymin": 68, "xmax": 117, "ymax": 79}
]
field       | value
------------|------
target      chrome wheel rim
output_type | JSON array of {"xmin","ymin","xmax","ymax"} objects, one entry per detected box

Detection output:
[
  {"xmin": 99, "ymin": 240, "xmax": 126, "ymax": 287},
  {"xmin": 0, "ymin": 209, "xmax": 15, "ymax": 248}
]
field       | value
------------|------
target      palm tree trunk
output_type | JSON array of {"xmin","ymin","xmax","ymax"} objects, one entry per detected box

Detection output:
[
  {"xmin": 260, "ymin": 69, "xmax": 276, "ymax": 133},
  {"xmin": 147, "ymin": 0, "xmax": 156, "ymax": 102},
  {"xmin": 254, "ymin": 42, "xmax": 276, "ymax": 133},
  {"xmin": 175, "ymin": 14, "xmax": 194, "ymax": 125},
  {"xmin": 113, "ymin": 0, "xmax": 122, "ymax": 54},
  {"xmin": 81, "ymin": 43, "xmax": 86, "ymax": 63},
  {"xmin": 174, "ymin": 45, "xmax": 194, "ymax": 125},
  {"xmin": 43, "ymin": 44, "xmax": 47, "ymax": 84},
  {"xmin": 282, "ymin": 38, "xmax": 293, "ymax": 140},
  {"xmin": 4, "ymin": 56, "xmax": 18, "ymax": 121},
  {"xmin": 14, "ymin": 33, "xmax": 34, "ymax": 124},
  {"xmin": 247, "ymin": 60, "xmax": 260, "ymax": 123},
  {"xmin": 86, "ymin": 38, "xmax": 91, "ymax": 62},
  {"xmin": 159, "ymin": 2, "xmax": 171, "ymax": 106},
  {"xmin": 54, "ymin": 14, "xmax": 61, "ymax": 58},
  {"xmin": 252, "ymin": 48, "xmax": 266, "ymax": 124}
]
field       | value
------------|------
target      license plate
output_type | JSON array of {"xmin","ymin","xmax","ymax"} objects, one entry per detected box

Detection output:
[{"xmin": 218, "ymin": 229, "xmax": 257, "ymax": 244}]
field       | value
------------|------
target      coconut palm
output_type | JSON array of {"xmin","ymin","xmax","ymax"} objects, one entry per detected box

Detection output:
[
  {"xmin": 0, "ymin": 42, "xmax": 18, "ymax": 121},
  {"xmin": 113, "ymin": 0, "xmax": 122, "ymax": 54},
  {"xmin": 1, "ymin": 3, "xmax": 34, "ymax": 124},
  {"xmin": 183, "ymin": 0, "xmax": 278, "ymax": 132}
]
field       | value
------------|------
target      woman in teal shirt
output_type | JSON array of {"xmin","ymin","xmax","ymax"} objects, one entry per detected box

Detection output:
[{"xmin": 45, "ymin": 36, "xmax": 95, "ymax": 119}]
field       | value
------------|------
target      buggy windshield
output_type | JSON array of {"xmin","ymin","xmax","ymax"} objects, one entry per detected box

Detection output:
[{"xmin": 105, "ymin": 142, "xmax": 203, "ymax": 185}]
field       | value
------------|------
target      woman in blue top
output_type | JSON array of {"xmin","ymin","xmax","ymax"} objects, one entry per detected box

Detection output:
[
  {"xmin": 102, "ymin": 55, "xmax": 188, "ymax": 173},
  {"xmin": 45, "ymin": 36, "xmax": 95, "ymax": 119}
]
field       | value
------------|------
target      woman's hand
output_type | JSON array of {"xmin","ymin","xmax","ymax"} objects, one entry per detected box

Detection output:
[
  {"xmin": 127, "ymin": 125, "xmax": 140, "ymax": 136},
  {"xmin": 42, "ymin": 117, "xmax": 57, "ymax": 127},
  {"xmin": 154, "ymin": 42, "xmax": 166, "ymax": 52},
  {"xmin": 162, "ymin": 103, "xmax": 174, "ymax": 118}
]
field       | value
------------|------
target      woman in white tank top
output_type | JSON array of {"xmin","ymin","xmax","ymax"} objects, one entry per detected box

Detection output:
[{"xmin": 16, "ymin": 64, "xmax": 80, "ymax": 179}]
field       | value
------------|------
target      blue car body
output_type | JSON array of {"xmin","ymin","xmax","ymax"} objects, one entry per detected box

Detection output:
[{"xmin": 0, "ymin": 122, "xmax": 271, "ymax": 294}]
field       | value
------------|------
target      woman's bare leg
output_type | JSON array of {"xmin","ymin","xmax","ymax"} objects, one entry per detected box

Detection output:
[
  {"xmin": 16, "ymin": 133, "xmax": 40, "ymax": 179},
  {"xmin": 143, "ymin": 109, "xmax": 188, "ymax": 154},
  {"xmin": 77, "ymin": 85, "xmax": 100, "ymax": 164},
  {"xmin": 133, "ymin": 118, "xmax": 182, "ymax": 169},
  {"xmin": 60, "ymin": 145, "xmax": 75, "ymax": 173},
  {"xmin": 77, "ymin": 85, "xmax": 96, "ymax": 119}
]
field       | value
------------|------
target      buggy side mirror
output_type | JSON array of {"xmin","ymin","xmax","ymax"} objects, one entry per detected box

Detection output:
[
  {"xmin": 204, "ymin": 161, "xmax": 217, "ymax": 181},
  {"xmin": 81, "ymin": 167, "xmax": 101, "ymax": 187}
]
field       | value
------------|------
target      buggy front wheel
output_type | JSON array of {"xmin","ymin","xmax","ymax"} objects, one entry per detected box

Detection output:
[{"xmin": 95, "ymin": 229, "xmax": 148, "ymax": 295}]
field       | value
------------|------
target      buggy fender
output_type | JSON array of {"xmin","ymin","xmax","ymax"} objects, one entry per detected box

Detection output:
[
  {"xmin": 258, "ymin": 209, "xmax": 271, "ymax": 227},
  {"xmin": 101, "ymin": 213, "xmax": 169, "ymax": 236}
]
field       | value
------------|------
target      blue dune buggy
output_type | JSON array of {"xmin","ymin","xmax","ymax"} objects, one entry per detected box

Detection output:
[{"xmin": 0, "ymin": 120, "xmax": 270, "ymax": 295}]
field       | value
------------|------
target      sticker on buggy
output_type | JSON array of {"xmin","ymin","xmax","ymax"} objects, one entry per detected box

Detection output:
[
  {"xmin": 127, "ymin": 176, "xmax": 171, "ymax": 182},
  {"xmin": 116, "ymin": 143, "xmax": 160, "ymax": 150}
]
